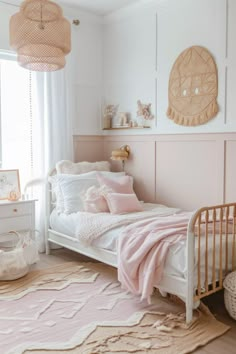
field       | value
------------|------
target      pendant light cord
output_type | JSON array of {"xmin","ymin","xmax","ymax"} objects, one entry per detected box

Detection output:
[{"xmin": 39, "ymin": 0, "xmax": 45, "ymax": 30}]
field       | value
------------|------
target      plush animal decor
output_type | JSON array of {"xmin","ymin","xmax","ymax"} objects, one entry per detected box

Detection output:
[
  {"xmin": 137, "ymin": 100, "xmax": 154, "ymax": 121},
  {"xmin": 167, "ymin": 46, "xmax": 219, "ymax": 126}
]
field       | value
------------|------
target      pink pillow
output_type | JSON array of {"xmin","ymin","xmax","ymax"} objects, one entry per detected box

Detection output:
[
  {"xmin": 83, "ymin": 186, "xmax": 110, "ymax": 213},
  {"xmin": 97, "ymin": 173, "xmax": 134, "ymax": 194},
  {"xmin": 104, "ymin": 193, "xmax": 143, "ymax": 214}
]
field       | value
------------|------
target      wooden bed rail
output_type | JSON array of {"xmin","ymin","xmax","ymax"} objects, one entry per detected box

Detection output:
[{"xmin": 190, "ymin": 203, "xmax": 236, "ymax": 301}]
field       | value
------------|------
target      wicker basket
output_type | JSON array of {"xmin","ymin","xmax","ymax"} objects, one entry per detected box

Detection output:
[
  {"xmin": 223, "ymin": 271, "xmax": 236, "ymax": 320},
  {"xmin": 0, "ymin": 231, "xmax": 39, "ymax": 281}
]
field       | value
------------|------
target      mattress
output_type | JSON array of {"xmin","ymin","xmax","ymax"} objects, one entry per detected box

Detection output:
[
  {"xmin": 50, "ymin": 203, "xmax": 232, "ymax": 284},
  {"xmin": 50, "ymin": 203, "xmax": 171, "ymax": 253}
]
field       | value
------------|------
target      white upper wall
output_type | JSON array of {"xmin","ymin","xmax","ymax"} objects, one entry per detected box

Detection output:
[
  {"xmin": 59, "ymin": 0, "xmax": 140, "ymax": 16},
  {"xmin": 103, "ymin": 0, "xmax": 236, "ymax": 135},
  {"xmin": 1, "ymin": 0, "xmax": 235, "ymax": 136},
  {"xmin": 0, "ymin": 3, "xmax": 15, "ymax": 51}
]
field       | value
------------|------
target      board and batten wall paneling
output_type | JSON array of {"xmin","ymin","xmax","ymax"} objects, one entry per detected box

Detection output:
[
  {"xmin": 156, "ymin": 0, "xmax": 227, "ymax": 134},
  {"xmin": 225, "ymin": 139, "xmax": 236, "ymax": 203},
  {"xmin": 73, "ymin": 133, "xmax": 236, "ymax": 211},
  {"xmin": 103, "ymin": 5, "xmax": 157, "ymax": 129},
  {"xmin": 103, "ymin": 136, "xmax": 156, "ymax": 203},
  {"xmin": 226, "ymin": 0, "xmax": 236, "ymax": 127},
  {"xmin": 155, "ymin": 135, "xmax": 225, "ymax": 211},
  {"xmin": 73, "ymin": 18, "xmax": 103, "ymax": 135},
  {"xmin": 73, "ymin": 136, "xmax": 104, "ymax": 162},
  {"xmin": 102, "ymin": 0, "xmax": 234, "ymax": 135}
]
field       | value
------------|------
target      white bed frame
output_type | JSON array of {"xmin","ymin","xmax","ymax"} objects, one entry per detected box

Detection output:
[{"xmin": 45, "ymin": 171, "xmax": 236, "ymax": 324}]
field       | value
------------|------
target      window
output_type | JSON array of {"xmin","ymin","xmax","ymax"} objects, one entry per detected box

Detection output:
[{"xmin": 0, "ymin": 54, "xmax": 34, "ymax": 190}]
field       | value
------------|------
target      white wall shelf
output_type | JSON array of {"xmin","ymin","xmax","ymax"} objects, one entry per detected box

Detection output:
[{"xmin": 102, "ymin": 127, "xmax": 150, "ymax": 130}]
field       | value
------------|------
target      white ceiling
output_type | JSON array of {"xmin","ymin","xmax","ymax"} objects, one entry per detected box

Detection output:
[
  {"xmin": 59, "ymin": 0, "xmax": 140, "ymax": 15},
  {"xmin": 10, "ymin": 0, "xmax": 140, "ymax": 15}
]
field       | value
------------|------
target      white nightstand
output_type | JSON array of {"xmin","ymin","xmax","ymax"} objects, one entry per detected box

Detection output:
[{"xmin": 0, "ymin": 199, "xmax": 37, "ymax": 238}]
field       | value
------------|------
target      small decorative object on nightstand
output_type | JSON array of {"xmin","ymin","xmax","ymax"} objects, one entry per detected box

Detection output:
[{"xmin": 223, "ymin": 271, "xmax": 236, "ymax": 320}]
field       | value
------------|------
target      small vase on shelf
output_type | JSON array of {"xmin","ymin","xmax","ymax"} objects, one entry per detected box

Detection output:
[{"xmin": 103, "ymin": 115, "xmax": 112, "ymax": 129}]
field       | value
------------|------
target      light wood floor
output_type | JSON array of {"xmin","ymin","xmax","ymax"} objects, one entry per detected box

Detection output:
[{"xmin": 33, "ymin": 249, "xmax": 236, "ymax": 354}]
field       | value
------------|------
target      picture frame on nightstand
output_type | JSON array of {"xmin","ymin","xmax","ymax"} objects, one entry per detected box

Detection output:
[{"xmin": 0, "ymin": 169, "xmax": 21, "ymax": 200}]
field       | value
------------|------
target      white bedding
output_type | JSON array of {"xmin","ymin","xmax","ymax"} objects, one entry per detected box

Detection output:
[
  {"xmin": 50, "ymin": 203, "xmax": 165, "ymax": 252},
  {"xmin": 50, "ymin": 203, "xmax": 232, "ymax": 285}
]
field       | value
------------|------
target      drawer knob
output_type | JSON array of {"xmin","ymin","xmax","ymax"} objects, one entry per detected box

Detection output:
[{"xmin": 13, "ymin": 208, "xmax": 18, "ymax": 213}]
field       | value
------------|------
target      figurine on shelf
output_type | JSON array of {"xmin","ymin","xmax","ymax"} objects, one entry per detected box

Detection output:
[
  {"xmin": 103, "ymin": 104, "xmax": 119, "ymax": 129},
  {"xmin": 117, "ymin": 112, "xmax": 129, "ymax": 127},
  {"xmin": 136, "ymin": 99, "xmax": 154, "ymax": 127},
  {"xmin": 129, "ymin": 120, "xmax": 134, "ymax": 128}
]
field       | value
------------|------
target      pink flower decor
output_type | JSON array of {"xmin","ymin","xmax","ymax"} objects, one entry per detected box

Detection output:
[{"xmin": 137, "ymin": 100, "xmax": 154, "ymax": 120}]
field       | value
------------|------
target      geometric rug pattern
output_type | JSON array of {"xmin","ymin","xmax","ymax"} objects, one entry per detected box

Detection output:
[{"xmin": 0, "ymin": 262, "xmax": 229, "ymax": 354}]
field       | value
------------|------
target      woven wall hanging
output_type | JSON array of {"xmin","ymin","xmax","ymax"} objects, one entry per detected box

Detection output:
[{"xmin": 167, "ymin": 46, "xmax": 218, "ymax": 126}]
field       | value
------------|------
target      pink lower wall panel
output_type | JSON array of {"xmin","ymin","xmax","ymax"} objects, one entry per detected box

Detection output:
[
  {"xmin": 155, "ymin": 139, "xmax": 223, "ymax": 211},
  {"xmin": 225, "ymin": 140, "xmax": 236, "ymax": 203},
  {"xmin": 73, "ymin": 136, "xmax": 104, "ymax": 162},
  {"xmin": 103, "ymin": 138, "xmax": 156, "ymax": 202},
  {"xmin": 73, "ymin": 133, "xmax": 236, "ymax": 211}
]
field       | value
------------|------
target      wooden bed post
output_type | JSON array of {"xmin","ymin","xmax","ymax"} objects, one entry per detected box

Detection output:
[
  {"xmin": 187, "ymin": 203, "xmax": 236, "ymax": 323},
  {"xmin": 186, "ymin": 211, "xmax": 198, "ymax": 323}
]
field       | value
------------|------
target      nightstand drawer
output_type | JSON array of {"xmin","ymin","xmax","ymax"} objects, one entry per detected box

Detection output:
[
  {"xmin": 0, "ymin": 203, "xmax": 32, "ymax": 218},
  {"xmin": 0, "ymin": 215, "xmax": 32, "ymax": 234}
]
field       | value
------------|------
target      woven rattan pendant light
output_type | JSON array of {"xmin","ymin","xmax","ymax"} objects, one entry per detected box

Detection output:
[{"xmin": 10, "ymin": 0, "xmax": 71, "ymax": 71}]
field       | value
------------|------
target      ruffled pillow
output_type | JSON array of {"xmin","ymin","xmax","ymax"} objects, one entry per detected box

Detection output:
[
  {"xmin": 104, "ymin": 193, "xmax": 143, "ymax": 215},
  {"xmin": 83, "ymin": 185, "xmax": 111, "ymax": 213},
  {"xmin": 97, "ymin": 173, "xmax": 134, "ymax": 194},
  {"xmin": 49, "ymin": 171, "xmax": 125, "ymax": 214}
]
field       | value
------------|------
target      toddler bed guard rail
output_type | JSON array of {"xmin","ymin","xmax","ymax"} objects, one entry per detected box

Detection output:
[
  {"xmin": 45, "ymin": 169, "xmax": 236, "ymax": 323},
  {"xmin": 187, "ymin": 204, "xmax": 236, "ymax": 311}
]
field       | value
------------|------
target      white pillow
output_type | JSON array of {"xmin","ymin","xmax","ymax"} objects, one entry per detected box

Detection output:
[
  {"xmin": 56, "ymin": 160, "xmax": 111, "ymax": 174},
  {"xmin": 49, "ymin": 171, "xmax": 125, "ymax": 214}
]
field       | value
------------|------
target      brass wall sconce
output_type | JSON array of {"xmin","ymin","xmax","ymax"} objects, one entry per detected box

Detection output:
[{"xmin": 111, "ymin": 145, "xmax": 130, "ymax": 171}]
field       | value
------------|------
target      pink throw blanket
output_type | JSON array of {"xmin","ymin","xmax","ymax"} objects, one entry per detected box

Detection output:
[{"xmin": 118, "ymin": 212, "xmax": 192, "ymax": 302}]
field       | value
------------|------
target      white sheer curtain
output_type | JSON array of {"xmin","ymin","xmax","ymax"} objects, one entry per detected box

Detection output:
[
  {"xmin": 30, "ymin": 65, "xmax": 74, "ymax": 252},
  {"xmin": 0, "ymin": 24, "xmax": 76, "ymax": 253},
  {"xmin": 29, "ymin": 23, "xmax": 77, "ymax": 252}
]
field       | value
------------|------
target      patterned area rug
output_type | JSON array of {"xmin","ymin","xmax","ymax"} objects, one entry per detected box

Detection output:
[{"xmin": 0, "ymin": 262, "xmax": 229, "ymax": 354}]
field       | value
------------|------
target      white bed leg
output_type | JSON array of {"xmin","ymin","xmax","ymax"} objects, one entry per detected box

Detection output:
[
  {"xmin": 186, "ymin": 303, "xmax": 193, "ymax": 324},
  {"xmin": 159, "ymin": 289, "xmax": 167, "ymax": 297},
  {"xmin": 46, "ymin": 240, "xmax": 50, "ymax": 255}
]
